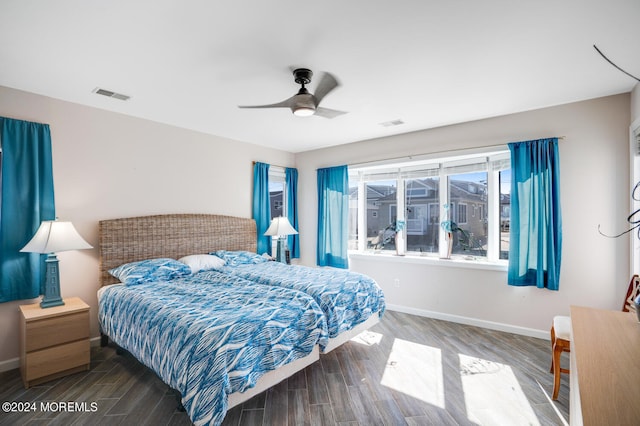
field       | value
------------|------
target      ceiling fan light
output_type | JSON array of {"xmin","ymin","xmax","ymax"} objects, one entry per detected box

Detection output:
[{"xmin": 293, "ymin": 107, "xmax": 315, "ymax": 117}]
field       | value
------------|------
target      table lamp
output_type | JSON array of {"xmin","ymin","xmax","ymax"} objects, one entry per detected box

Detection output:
[
  {"xmin": 21, "ymin": 220, "xmax": 92, "ymax": 308},
  {"xmin": 264, "ymin": 216, "xmax": 298, "ymax": 263}
]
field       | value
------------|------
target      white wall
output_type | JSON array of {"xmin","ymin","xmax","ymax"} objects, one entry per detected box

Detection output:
[
  {"xmin": 0, "ymin": 85, "xmax": 294, "ymax": 368},
  {"xmin": 296, "ymin": 94, "xmax": 631, "ymax": 337}
]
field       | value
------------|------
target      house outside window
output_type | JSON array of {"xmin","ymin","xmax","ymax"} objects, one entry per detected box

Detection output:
[
  {"xmin": 269, "ymin": 186, "xmax": 284, "ymax": 219},
  {"xmin": 499, "ymin": 169, "xmax": 512, "ymax": 259},
  {"xmin": 365, "ymin": 180, "xmax": 397, "ymax": 252},
  {"xmin": 405, "ymin": 177, "xmax": 440, "ymax": 254},
  {"xmin": 349, "ymin": 148, "xmax": 510, "ymax": 262},
  {"xmin": 449, "ymin": 173, "xmax": 485, "ymax": 256}
]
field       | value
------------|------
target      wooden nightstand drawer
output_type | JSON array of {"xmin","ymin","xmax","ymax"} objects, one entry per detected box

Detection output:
[
  {"xmin": 24, "ymin": 339, "xmax": 90, "ymax": 381},
  {"xmin": 25, "ymin": 311, "xmax": 89, "ymax": 352}
]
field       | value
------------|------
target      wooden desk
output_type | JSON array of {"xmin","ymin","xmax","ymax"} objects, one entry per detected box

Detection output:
[{"xmin": 570, "ymin": 305, "xmax": 640, "ymax": 425}]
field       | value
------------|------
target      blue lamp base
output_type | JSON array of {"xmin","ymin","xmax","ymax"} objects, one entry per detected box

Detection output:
[
  {"xmin": 275, "ymin": 237, "xmax": 287, "ymax": 263},
  {"xmin": 40, "ymin": 253, "xmax": 64, "ymax": 308}
]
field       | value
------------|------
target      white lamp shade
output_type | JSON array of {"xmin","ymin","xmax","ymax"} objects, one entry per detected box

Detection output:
[
  {"xmin": 21, "ymin": 221, "xmax": 93, "ymax": 254},
  {"xmin": 264, "ymin": 216, "xmax": 298, "ymax": 237}
]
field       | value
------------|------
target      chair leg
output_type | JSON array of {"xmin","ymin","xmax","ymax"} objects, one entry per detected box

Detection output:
[
  {"xmin": 552, "ymin": 341, "xmax": 562, "ymax": 400},
  {"xmin": 550, "ymin": 326, "xmax": 556, "ymax": 374}
]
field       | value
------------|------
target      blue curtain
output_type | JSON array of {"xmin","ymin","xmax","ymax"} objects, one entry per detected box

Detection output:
[
  {"xmin": 317, "ymin": 165, "xmax": 349, "ymax": 268},
  {"xmin": 0, "ymin": 117, "xmax": 56, "ymax": 303},
  {"xmin": 285, "ymin": 167, "xmax": 300, "ymax": 259},
  {"xmin": 252, "ymin": 162, "xmax": 271, "ymax": 255},
  {"xmin": 508, "ymin": 138, "xmax": 562, "ymax": 290}
]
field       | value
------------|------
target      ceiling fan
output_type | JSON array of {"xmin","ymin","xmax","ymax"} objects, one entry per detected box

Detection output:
[{"xmin": 238, "ymin": 68, "xmax": 347, "ymax": 118}]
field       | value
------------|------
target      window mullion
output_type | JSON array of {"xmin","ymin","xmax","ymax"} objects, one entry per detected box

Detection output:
[
  {"xmin": 283, "ymin": 182, "xmax": 289, "ymax": 218},
  {"xmin": 439, "ymin": 166, "xmax": 449, "ymax": 259},
  {"xmin": 357, "ymin": 180, "xmax": 366, "ymax": 252},
  {"xmin": 396, "ymin": 177, "xmax": 406, "ymax": 255},
  {"xmin": 487, "ymin": 168, "xmax": 499, "ymax": 261}
]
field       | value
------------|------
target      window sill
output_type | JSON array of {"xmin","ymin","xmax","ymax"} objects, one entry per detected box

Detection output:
[{"xmin": 348, "ymin": 251, "xmax": 508, "ymax": 272}]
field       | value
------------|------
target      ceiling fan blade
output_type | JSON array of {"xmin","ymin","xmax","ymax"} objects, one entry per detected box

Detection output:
[
  {"xmin": 238, "ymin": 96, "xmax": 295, "ymax": 109},
  {"xmin": 314, "ymin": 107, "xmax": 348, "ymax": 119},
  {"xmin": 313, "ymin": 72, "xmax": 340, "ymax": 105}
]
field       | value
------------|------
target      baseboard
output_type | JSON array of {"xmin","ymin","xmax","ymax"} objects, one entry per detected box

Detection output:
[
  {"xmin": 0, "ymin": 336, "xmax": 104, "ymax": 373},
  {"xmin": 385, "ymin": 303, "xmax": 549, "ymax": 340},
  {"xmin": 0, "ymin": 357, "xmax": 19, "ymax": 373}
]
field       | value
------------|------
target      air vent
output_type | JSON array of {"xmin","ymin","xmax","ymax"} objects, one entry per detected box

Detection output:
[
  {"xmin": 379, "ymin": 119, "xmax": 404, "ymax": 127},
  {"xmin": 636, "ymin": 132, "xmax": 640, "ymax": 156},
  {"xmin": 93, "ymin": 87, "xmax": 130, "ymax": 101}
]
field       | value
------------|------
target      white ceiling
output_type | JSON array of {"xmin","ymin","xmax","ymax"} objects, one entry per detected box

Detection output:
[{"xmin": 1, "ymin": 1, "xmax": 639, "ymax": 153}]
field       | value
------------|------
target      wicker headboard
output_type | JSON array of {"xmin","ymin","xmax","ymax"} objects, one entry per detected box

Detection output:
[{"xmin": 99, "ymin": 214, "xmax": 257, "ymax": 286}]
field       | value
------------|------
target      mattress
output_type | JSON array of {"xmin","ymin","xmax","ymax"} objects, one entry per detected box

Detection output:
[{"xmin": 217, "ymin": 256, "xmax": 386, "ymax": 338}]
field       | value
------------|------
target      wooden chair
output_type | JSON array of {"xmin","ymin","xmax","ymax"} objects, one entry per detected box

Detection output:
[
  {"xmin": 550, "ymin": 315, "xmax": 571, "ymax": 400},
  {"xmin": 621, "ymin": 274, "xmax": 640, "ymax": 313},
  {"xmin": 550, "ymin": 274, "xmax": 640, "ymax": 400}
]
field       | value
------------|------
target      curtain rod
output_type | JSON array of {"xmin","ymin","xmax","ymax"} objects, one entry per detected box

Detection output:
[
  {"xmin": 348, "ymin": 136, "xmax": 565, "ymax": 169},
  {"xmin": 445, "ymin": 136, "xmax": 566, "ymax": 154},
  {"xmin": 252, "ymin": 161, "xmax": 294, "ymax": 170}
]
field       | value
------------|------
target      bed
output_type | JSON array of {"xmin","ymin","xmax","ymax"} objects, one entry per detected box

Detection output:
[
  {"xmin": 214, "ymin": 250, "xmax": 385, "ymax": 351},
  {"xmin": 98, "ymin": 270, "xmax": 327, "ymax": 425},
  {"xmin": 97, "ymin": 213, "xmax": 384, "ymax": 424}
]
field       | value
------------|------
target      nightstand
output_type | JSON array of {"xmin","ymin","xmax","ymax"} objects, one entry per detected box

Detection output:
[{"xmin": 19, "ymin": 296, "xmax": 90, "ymax": 388}]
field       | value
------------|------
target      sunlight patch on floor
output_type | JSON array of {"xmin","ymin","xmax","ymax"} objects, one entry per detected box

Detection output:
[
  {"xmin": 380, "ymin": 338, "xmax": 445, "ymax": 408},
  {"xmin": 349, "ymin": 330, "xmax": 383, "ymax": 346},
  {"xmin": 459, "ymin": 354, "xmax": 540, "ymax": 425}
]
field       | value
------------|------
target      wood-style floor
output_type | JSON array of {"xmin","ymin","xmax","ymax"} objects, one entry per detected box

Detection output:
[{"xmin": 0, "ymin": 310, "xmax": 570, "ymax": 425}]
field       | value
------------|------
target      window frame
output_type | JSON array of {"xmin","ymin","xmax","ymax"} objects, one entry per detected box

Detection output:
[{"xmin": 349, "ymin": 147, "xmax": 510, "ymax": 265}]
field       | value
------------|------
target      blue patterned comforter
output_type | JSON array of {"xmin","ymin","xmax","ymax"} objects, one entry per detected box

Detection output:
[
  {"xmin": 220, "ymin": 262, "xmax": 386, "ymax": 338},
  {"xmin": 98, "ymin": 270, "xmax": 328, "ymax": 426}
]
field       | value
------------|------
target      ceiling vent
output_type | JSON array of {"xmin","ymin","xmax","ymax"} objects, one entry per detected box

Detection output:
[
  {"xmin": 379, "ymin": 119, "xmax": 404, "ymax": 127},
  {"xmin": 92, "ymin": 87, "xmax": 130, "ymax": 101}
]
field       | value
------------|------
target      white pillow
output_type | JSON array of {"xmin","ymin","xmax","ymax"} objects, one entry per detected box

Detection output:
[{"xmin": 178, "ymin": 254, "xmax": 226, "ymax": 273}]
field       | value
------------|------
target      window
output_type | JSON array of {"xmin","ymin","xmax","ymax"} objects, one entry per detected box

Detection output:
[
  {"xmin": 499, "ymin": 169, "xmax": 511, "ymax": 259},
  {"xmin": 268, "ymin": 167, "xmax": 286, "ymax": 254},
  {"xmin": 349, "ymin": 148, "xmax": 510, "ymax": 262},
  {"xmin": 406, "ymin": 177, "xmax": 439, "ymax": 254},
  {"xmin": 456, "ymin": 202, "xmax": 468, "ymax": 224},
  {"xmin": 365, "ymin": 180, "xmax": 397, "ymax": 252},
  {"xmin": 268, "ymin": 168, "xmax": 285, "ymax": 220},
  {"xmin": 448, "ymin": 172, "xmax": 485, "ymax": 256},
  {"xmin": 269, "ymin": 181, "xmax": 284, "ymax": 218}
]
